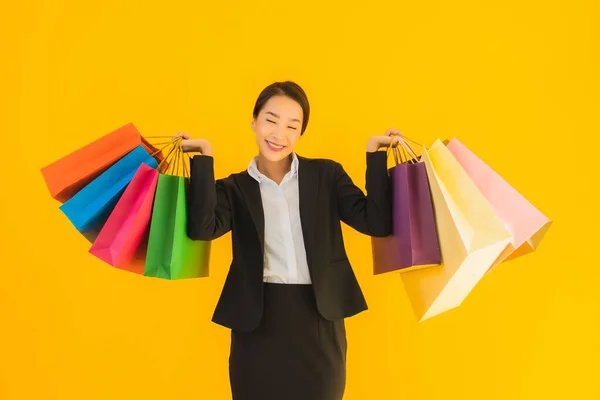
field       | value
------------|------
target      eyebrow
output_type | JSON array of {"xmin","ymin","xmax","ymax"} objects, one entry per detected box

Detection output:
[{"xmin": 266, "ymin": 111, "xmax": 301, "ymax": 123}]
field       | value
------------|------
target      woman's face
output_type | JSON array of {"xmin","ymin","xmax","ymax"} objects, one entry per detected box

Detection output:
[{"xmin": 252, "ymin": 95, "xmax": 303, "ymax": 162}]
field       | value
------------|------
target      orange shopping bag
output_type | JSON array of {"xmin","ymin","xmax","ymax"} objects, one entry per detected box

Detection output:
[{"xmin": 40, "ymin": 123, "xmax": 162, "ymax": 202}]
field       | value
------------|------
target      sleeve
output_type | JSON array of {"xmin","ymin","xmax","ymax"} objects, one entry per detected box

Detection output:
[
  {"xmin": 187, "ymin": 155, "xmax": 232, "ymax": 241},
  {"xmin": 335, "ymin": 151, "xmax": 392, "ymax": 237}
]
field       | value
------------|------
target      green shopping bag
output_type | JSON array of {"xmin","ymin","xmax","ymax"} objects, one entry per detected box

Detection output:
[{"xmin": 144, "ymin": 148, "xmax": 210, "ymax": 279}]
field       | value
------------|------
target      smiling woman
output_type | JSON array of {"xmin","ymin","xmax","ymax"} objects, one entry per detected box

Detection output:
[{"xmin": 176, "ymin": 80, "xmax": 400, "ymax": 400}]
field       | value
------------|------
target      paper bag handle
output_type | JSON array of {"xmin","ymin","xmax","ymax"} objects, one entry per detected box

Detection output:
[{"xmin": 386, "ymin": 134, "xmax": 421, "ymax": 166}]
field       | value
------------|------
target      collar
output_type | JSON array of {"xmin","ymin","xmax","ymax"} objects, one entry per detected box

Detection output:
[{"xmin": 247, "ymin": 152, "xmax": 299, "ymax": 184}]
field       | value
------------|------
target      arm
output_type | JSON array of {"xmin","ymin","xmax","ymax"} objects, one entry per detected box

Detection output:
[
  {"xmin": 187, "ymin": 155, "xmax": 232, "ymax": 241},
  {"xmin": 335, "ymin": 150, "xmax": 392, "ymax": 237}
]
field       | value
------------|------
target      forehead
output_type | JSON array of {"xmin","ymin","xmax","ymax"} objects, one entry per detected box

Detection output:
[{"xmin": 262, "ymin": 95, "xmax": 303, "ymax": 120}]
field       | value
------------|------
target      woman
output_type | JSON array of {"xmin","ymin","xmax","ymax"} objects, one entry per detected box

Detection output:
[{"xmin": 177, "ymin": 81, "xmax": 398, "ymax": 400}]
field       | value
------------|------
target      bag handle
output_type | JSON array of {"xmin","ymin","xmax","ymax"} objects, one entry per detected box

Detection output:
[
  {"xmin": 157, "ymin": 140, "xmax": 180, "ymax": 174},
  {"xmin": 387, "ymin": 137, "xmax": 402, "ymax": 165},
  {"xmin": 151, "ymin": 136, "xmax": 193, "ymax": 178},
  {"xmin": 167, "ymin": 143, "xmax": 180, "ymax": 176},
  {"xmin": 396, "ymin": 136, "xmax": 420, "ymax": 163},
  {"xmin": 146, "ymin": 135, "xmax": 194, "ymax": 177},
  {"xmin": 180, "ymin": 141, "xmax": 191, "ymax": 178},
  {"xmin": 386, "ymin": 134, "xmax": 422, "ymax": 167}
]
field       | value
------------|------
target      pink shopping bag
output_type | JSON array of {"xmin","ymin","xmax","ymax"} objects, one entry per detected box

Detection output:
[
  {"xmin": 445, "ymin": 138, "xmax": 551, "ymax": 273},
  {"xmin": 89, "ymin": 163, "xmax": 159, "ymax": 273}
]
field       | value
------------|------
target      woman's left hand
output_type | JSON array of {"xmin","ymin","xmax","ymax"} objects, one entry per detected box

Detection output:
[{"xmin": 367, "ymin": 128, "xmax": 402, "ymax": 152}]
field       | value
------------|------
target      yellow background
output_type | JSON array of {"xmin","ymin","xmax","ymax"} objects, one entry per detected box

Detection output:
[{"xmin": 1, "ymin": 0, "xmax": 599, "ymax": 398}]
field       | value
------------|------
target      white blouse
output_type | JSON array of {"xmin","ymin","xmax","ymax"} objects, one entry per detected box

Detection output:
[{"xmin": 247, "ymin": 153, "xmax": 312, "ymax": 284}]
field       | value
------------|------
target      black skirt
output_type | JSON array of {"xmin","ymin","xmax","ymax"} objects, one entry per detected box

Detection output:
[{"xmin": 229, "ymin": 283, "xmax": 348, "ymax": 400}]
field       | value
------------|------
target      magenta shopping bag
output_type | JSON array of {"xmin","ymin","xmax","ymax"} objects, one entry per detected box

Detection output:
[{"xmin": 89, "ymin": 163, "xmax": 159, "ymax": 273}]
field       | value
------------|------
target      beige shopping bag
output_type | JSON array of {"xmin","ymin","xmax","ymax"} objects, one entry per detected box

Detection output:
[{"xmin": 400, "ymin": 139, "xmax": 512, "ymax": 321}]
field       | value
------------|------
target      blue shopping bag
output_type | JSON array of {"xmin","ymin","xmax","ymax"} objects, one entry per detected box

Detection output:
[{"xmin": 59, "ymin": 145, "xmax": 158, "ymax": 234}]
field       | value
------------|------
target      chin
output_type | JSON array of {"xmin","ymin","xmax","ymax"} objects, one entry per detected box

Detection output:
[{"xmin": 261, "ymin": 150, "xmax": 292, "ymax": 162}]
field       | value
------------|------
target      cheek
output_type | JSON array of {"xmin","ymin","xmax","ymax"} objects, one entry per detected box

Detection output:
[
  {"xmin": 288, "ymin": 130, "xmax": 301, "ymax": 145},
  {"xmin": 254, "ymin": 123, "xmax": 268, "ymax": 140},
  {"xmin": 259, "ymin": 123, "xmax": 273, "ymax": 137}
]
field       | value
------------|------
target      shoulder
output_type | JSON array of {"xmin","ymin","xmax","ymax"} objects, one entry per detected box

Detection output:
[
  {"xmin": 217, "ymin": 171, "xmax": 243, "ymax": 185},
  {"xmin": 296, "ymin": 154, "xmax": 342, "ymax": 172},
  {"xmin": 218, "ymin": 168, "xmax": 254, "ymax": 188}
]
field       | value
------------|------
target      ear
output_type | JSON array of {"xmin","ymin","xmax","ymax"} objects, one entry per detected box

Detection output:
[{"xmin": 251, "ymin": 119, "xmax": 256, "ymax": 131}]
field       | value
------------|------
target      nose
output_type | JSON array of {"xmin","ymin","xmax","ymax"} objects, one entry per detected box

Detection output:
[{"xmin": 270, "ymin": 127, "xmax": 285, "ymax": 141}]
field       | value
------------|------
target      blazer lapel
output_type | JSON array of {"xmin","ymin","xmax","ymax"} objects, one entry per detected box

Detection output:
[
  {"xmin": 235, "ymin": 157, "xmax": 320, "ymax": 272},
  {"xmin": 297, "ymin": 155, "xmax": 320, "ymax": 272},
  {"xmin": 236, "ymin": 172, "xmax": 265, "ymax": 251}
]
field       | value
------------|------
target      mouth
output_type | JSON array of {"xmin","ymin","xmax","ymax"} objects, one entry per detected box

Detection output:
[{"xmin": 265, "ymin": 140, "xmax": 286, "ymax": 152}]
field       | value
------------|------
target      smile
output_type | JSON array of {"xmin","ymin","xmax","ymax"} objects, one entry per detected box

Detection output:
[{"xmin": 265, "ymin": 140, "xmax": 286, "ymax": 152}]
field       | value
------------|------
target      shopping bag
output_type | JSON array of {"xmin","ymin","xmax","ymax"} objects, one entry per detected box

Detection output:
[
  {"xmin": 89, "ymin": 163, "xmax": 159, "ymax": 273},
  {"xmin": 445, "ymin": 138, "xmax": 551, "ymax": 273},
  {"xmin": 400, "ymin": 139, "xmax": 512, "ymax": 321},
  {"xmin": 59, "ymin": 145, "xmax": 158, "ymax": 235},
  {"xmin": 144, "ymin": 149, "xmax": 210, "ymax": 280},
  {"xmin": 40, "ymin": 122, "xmax": 162, "ymax": 203},
  {"xmin": 371, "ymin": 136, "xmax": 440, "ymax": 274}
]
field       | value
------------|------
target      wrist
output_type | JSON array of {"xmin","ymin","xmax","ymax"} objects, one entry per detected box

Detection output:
[
  {"xmin": 183, "ymin": 139, "xmax": 211, "ymax": 155},
  {"xmin": 366, "ymin": 139, "xmax": 380, "ymax": 153}
]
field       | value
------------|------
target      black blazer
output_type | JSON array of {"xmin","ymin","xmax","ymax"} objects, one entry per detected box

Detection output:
[{"xmin": 187, "ymin": 151, "xmax": 392, "ymax": 332}]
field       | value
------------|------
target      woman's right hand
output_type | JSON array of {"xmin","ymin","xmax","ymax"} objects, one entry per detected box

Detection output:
[{"xmin": 173, "ymin": 132, "xmax": 214, "ymax": 156}]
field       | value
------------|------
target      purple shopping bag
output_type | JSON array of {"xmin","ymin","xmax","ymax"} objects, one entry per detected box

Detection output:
[{"xmin": 372, "ymin": 136, "xmax": 441, "ymax": 274}]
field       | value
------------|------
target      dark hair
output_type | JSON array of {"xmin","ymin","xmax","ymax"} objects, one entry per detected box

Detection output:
[{"xmin": 252, "ymin": 81, "xmax": 310, "ymax": 135}]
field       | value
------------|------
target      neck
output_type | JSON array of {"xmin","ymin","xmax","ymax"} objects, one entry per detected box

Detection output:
[{"xmin": 256, "ymin": 153, "xmax": 293, "ymax": 185}]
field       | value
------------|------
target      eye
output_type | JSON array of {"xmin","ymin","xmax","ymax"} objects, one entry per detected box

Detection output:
[
  {"xmin": 266, "ymin": 119, "xmax": 276, "ymax": 124},
  {"xmin": 288, "ymin": 126, "xmax": 297, "ymax": 130}
]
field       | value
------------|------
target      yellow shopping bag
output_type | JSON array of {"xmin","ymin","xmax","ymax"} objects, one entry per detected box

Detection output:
[{"xmin": 400, "ymin": 139, "xmax": 512, "ymax": 321}]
